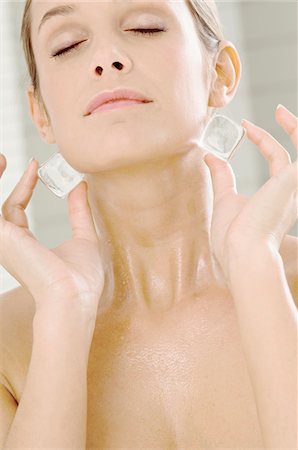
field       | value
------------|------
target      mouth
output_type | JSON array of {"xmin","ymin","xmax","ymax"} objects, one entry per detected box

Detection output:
[
  {"xmin": 88, "ymin": 99, "xmax": 151, "ymax": 115},
  {"xmin": 85, "ymin": 88, "xmax": 153, "ymax": 116}
]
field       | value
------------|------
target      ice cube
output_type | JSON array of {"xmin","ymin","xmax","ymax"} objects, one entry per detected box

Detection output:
[
  {"xmin": 199, "ymin": 114, "xmax": 246, "ymax": 160},
  {"xmin": 38, "ymin": 152, "xmax": 84, "ymax": 198}
]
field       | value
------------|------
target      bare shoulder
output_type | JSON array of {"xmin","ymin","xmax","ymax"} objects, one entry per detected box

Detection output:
[
  {"xmin": 0, "ymin": 286, "xmax": 35, "ymax": 398},
  {"xmin": 279, "ymin": 234, "xmax": 298, "ymax": 309}
]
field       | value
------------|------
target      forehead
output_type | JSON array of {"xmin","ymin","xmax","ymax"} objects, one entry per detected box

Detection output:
[
  {"xmin": 31, "ymin": 0, "xmax": 187, "ymax": 16},
  {"xmin": 30, "ymin": 0, "xmax": 192, "ymax": 38}
]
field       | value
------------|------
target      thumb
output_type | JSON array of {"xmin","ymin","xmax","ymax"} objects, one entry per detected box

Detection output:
[
  {"xmin": 67, "ymin": 181, "xmax": 98, "ymax": 242},
  {"xmin": 204, "ymin": 153, "xmax": 238, "ymax": 201}
]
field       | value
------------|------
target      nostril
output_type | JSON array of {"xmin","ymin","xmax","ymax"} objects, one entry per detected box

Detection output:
[
  {"xmin": 95, "ymin": 62, "xmax": 123, "ymax": 75},
  {"xmin": 113, "ymin": 61, "xmax": 124, "ymax": 70}
]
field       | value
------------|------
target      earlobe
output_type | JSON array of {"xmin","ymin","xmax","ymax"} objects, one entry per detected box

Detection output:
[
  {"xmin": 208, "ymin": 40, "xmax": 241, "ymax": 108},
  {"xmin": 26, "ymin": 86, "xmax": 56, "ymax": 144}
]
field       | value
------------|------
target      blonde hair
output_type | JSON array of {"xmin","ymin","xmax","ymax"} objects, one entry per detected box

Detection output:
[{"xmin": 21, "ymin": 0, "xmax": 224, "ymax": 105}]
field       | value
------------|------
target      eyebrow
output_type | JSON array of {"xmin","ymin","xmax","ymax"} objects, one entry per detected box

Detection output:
[{"xmin": 38, "ymin": 4, "xmax": 77, "ymax": 34}]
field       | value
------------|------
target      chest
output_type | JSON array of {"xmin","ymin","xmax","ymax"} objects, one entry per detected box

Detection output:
[
  {"xmin": 7, "ymin": 295, "xmax": 265, "ymax": 448},
  {"xmin": 85, "ymin": 302, "xmax": 264, "ymax": 448}
]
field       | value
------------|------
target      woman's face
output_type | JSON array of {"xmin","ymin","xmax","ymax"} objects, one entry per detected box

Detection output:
[{"xmin": 30, "ymin": 0, "xmax": 211, "ymax": 173}]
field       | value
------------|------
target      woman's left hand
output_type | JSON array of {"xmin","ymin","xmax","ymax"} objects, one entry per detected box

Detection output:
[{"xmin": 203, "ymin": 104, "xmax": 297, "ymax": 280}]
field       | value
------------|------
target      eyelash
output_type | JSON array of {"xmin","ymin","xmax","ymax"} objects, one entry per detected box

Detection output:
[{"xmin": 51, "ymin": 28, "xmax": 166, "ymax": 59}]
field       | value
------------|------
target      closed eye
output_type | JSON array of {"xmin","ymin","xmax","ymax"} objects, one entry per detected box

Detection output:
[
  {"xmin": 131, "ymin": 28, "xmax": 166, "ymax": 36},
  {"xmin": 51, "ymin": 41, "xmax": 85, "ymax": 58},
  {"xmin": 51, "ymin": 28, "xmax": 166, "ymax": 59}
]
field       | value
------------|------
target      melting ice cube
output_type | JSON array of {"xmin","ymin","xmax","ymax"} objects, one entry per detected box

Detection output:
[
  {"xmin": 199, "ymin": 114, "xmax": 247, "ymax": 160},
  {"xmin": 38, "ymin": 152, "xmax": 84, "ymax": 198}
]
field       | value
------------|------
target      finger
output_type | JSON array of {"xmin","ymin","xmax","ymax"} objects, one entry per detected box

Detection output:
[
  {"xmin": 241, "ymin": 119, "xmax": 291, "ymax": 177},
  {"xmin": 277, "ymin": 159, "xmax": 298, "ymax": 193},
  {"xmin": 249, "ymin": 160, "xmax": 298, "ymax": 245},
  {"xmin": 204, "ymin": 153, "xmax": 238, "ymax": 203},
  {"xmin": 1, "ymin": 158, "xmax": 39, "ymax": 228},
  {"xmin": 0, "ymin": 214, "xmax": 67, "ymax": 299},
  {"xmin": 0, "ymin": 153, "xmax": 7, "ymax": 177},
  {"xmin": 67, "ymin": 181, "xmax": 99, "ymax": 243},
  {"xmin": 275, "ymin": 104, "xmax": 298, "ymax": 151}
]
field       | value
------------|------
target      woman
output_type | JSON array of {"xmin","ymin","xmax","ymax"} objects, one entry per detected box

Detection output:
[{"xmin": 0, "ymin": 0, "xmax": 297, "ymax": 448}]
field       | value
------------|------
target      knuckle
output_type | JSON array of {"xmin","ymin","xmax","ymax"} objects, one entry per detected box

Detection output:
[
  {"xmin": 259, "ymin": 132, "xmax": 272, "ymax": 149},
  {"xmin": 2, "ymin": 190, "xmax": 27, "ymax": 217},
  {"xmin": 1, "ymin": 199, "xmax": 11, "ymax": 216},
  {"xmin": 267, "ymin": 142, "xmax": 291, "ymax": 164},
  {"xmin": 1, "ymin": 199, "xmax": 19, "ymax": 217}
]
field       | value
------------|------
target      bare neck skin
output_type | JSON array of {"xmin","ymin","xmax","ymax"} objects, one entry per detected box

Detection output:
[{"xmin": 86, "ymin": 145, "xmax": 225, "ymax": 314}]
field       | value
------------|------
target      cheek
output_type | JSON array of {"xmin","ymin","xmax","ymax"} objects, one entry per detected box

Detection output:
[
  {"xmin": 159, "ymin": 38, "xmax": 208, "ymax": 112},
  {"xmin": 38, "ymin": 60, "xmax": 77, "ymax": 121},
  {"xmin": 156, "ymin": 64, "xmax": 206, "ymax": 135}
]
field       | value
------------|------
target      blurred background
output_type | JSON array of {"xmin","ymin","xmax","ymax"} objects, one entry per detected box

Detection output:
[{"xmin": 0, "ymin": 0, "xmax": 297, "ymax": 293}]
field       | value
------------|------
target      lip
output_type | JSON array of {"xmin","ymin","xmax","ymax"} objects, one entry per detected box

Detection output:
[{"xmin": 85, "ymin": 88, "xmax": 153, "ymax": 116}]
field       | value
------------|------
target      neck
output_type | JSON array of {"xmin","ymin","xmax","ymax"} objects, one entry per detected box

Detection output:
[{"xmin": 86, "ymin": 146, "xmax": 226, "ymax": 314}]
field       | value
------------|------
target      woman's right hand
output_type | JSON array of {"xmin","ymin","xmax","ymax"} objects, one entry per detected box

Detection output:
[{"xmin": 0, "ymin": 153, "xmax": 107, "ymax": 320}]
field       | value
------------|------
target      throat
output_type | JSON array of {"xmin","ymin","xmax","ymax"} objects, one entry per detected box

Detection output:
[{"xmin": 109, "ymin": 243, "xmax": 222, "ymax": 313}]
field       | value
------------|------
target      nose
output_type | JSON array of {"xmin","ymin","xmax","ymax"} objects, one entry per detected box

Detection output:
[
  {"xmin": 95, "ymin": 61, "xmax": 123, "ymax": 76},
  {"xmin": 90, "ymin": 47, "xmax": 133, "ymax": 79}
]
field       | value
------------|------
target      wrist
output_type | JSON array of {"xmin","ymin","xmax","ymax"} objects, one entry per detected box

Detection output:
[
  {"xmin": 33, "ymin": 299, "xmax": 96, "ymax": 347},
  {"xmin": 226, "ymin": 240, "xmax": 283, "ymax": 282},
  {"xmin": 33, "ymin": 291, "xmax": 98, "ymax": 321}
]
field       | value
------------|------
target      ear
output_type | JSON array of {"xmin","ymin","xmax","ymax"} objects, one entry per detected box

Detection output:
[
  {"xmin": 208, "ymin": 40, "xmax": 242, "ymax": 108},
  {"xmin": 26, "ymin": 86, "xmax": 56, "ymax": 144}
]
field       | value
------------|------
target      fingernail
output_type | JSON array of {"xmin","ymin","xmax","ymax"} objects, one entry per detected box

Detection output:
[
  {"xmin": 241, "ymin": 119, "xmax": 254, "ymax": 127},
  {"xmin": 276, "ymin": 104, "xmax": 286, "ymax": 111},
  {"xmin": 26, "ymin": 157, "xmax": 36, "ymax": 170}
]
